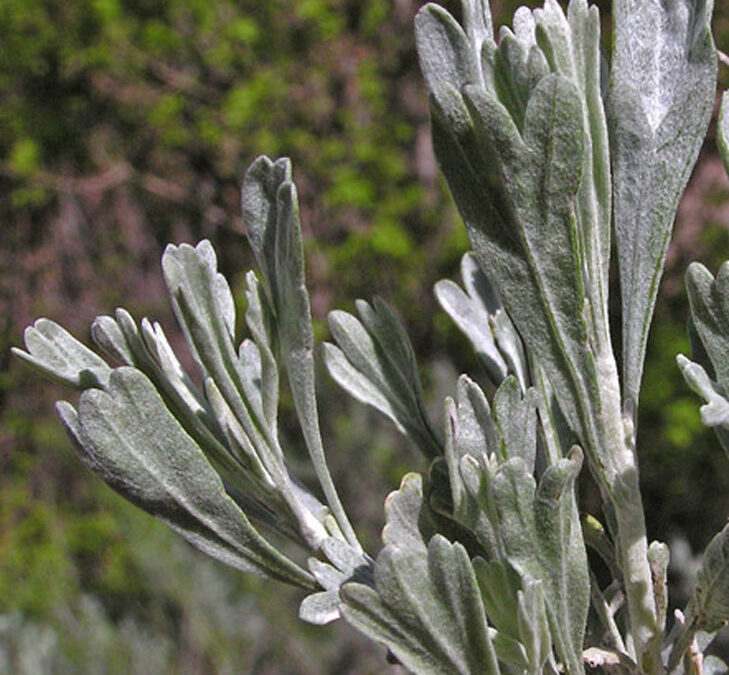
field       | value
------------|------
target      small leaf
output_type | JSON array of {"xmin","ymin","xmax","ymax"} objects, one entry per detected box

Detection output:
[
  {"xmin": 382, "ymin": 473, "xmax": 433, "ymax": 555},
  {"xmin": 325, "ymin": 300, "xmax": 442, "ymax": 459},
  {"xmin": 693, "ymin": 523, "xmax": 729, "ymax": 632},
  {"xmin": 13, "ymin": 318, "xmax": 111, "ymax": 390},
  {"xmin": 435, "ymin": 252, "xmax": 528, "ymax": 387},
  {"xmin": 493, "ymin": 376, "xmax": 537, "ymax": 471},
  {"xmin": 299, "ymin": 591, "xmax": 341, "ymax": 625},
  {"xmin": 415, "ymin": 3, "xmax": 480, "ymax": 92}
]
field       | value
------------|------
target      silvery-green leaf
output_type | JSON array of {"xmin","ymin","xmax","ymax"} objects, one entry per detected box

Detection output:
[
  {"xmin": 460, "ymin": 0, "xmax": 495, "ymax": 73},
  {"xmin": 473, "ymin": 558, "xmax": 523, "ymax": 640},
  {"xmin": 162, "ymin": 241, "xmax": 269, "ymax": 443},
  {"xmin": 686, "ymin": 262, "xmax": 729, "ymax": 388},
  {"xmin": 92, "ymin": 308, "xmax": 248, "ymax": 483},
  {"xmin": 492, "ymin": 10, "xmax": 549, "ymax": 131},
  {"xmin": 242, "ymin": 156, "xmax": 359, "ymax": 550},
  {"xmin": 493, "ymin": 376, "xmax": 538, "ymax": 471},
  {"xmin": 692, "ymin": 523, "xmax": 729, "ymax": 632},
  {"xmin": 608, "ymin": 0, "xmax": 717, "ymax": 410},
  {"xmin": 703, "ymin": 655, "xmax": 729, "ymax": 674},
  {"xmin": 56, "ymin": 367, "xmax": 314, "ymax": 590},
  {"xmin": 678, "ymin": 355, "xmax": 729, "ymax": 456},
  {"xmin": 381, "ymin": 473, "xmax": 434, "ymax": 555},
  {"xmin": 340, "ymin": 473, "xmax": 501, "ymax": 673},
  {"xmin": 490, "ymin": 629, "xmax": 529, "ymax": 669},
  {"xmin": 648, "ymin": 541, "xmax": 669, "ymax": 633},
  {"xmin": 517, "ymin": 580, "xmax": 553, "ymax": 672},
  {"xmin": 244, "ymin": 271, "xmax": 279, "ymax": 432},
  {"xmin": 535, "ymin": 0, "xmax": 612, "ymax": 351},
  {"xmin": 299, "ymin": 539, "xmax": 374, "ymax": 626},
  {"xmin": 13, "ymin": 319, "xmax": 111, "ymax": 390},
  {"xmin": 455, "ymin": 375, "xmax": 498, "ymax": 462},
  {"xmin": 325, "ymin": 300, "xmax": 442, "ymax": 459},
  {"xmin": 718, "ymin": 92, "xmax": 729, "ymax": 176},
  {"xmin": 341, "ymin": 536, "xmax": 500, "ymax": 675},
  {"xmin": 435, "ymin": 252, "xmax": 527, "ymax": 388},
  {"xmin": 684, "ymin": 262, "xmax": 729, "ymax": 455},
  {"xmin": 490, "ymin": 448, "xmax": 588, "ymax": 674},
  {"xmin": 415, "ymin": 3, "xmax": 480, "ymax": 92},
  {"xmin": 299, "ymin": 591, "xmax": 341, "ymax": 626},
  {"xmin": 430, "ymin": 73, "xmax": 607, "ymax": 479},
  {"xmin": 308, "ymin": 558, "xmax": 345, "ymax": 592},
  {"xmin": 443, "ymin": 389, "xmax": 499, "ymax": 559},
  {"xmin": 90, "ymin": 314, "xmax": 135, "ymax": 365}
]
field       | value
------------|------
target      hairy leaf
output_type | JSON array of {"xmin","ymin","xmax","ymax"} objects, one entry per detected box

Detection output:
[
  {"xmin": 608, "ymin": 0, "xmax": 717, "ymax": 409},
  {"xmin": 341, "ymin": 474, "xmax": 500, "ymax": 674},
  {"xmin": 692, "ymin": 524, "xmax": 729, "ymax": 632},
  {"xmin": 13, "ymin": 319, "xmax": 111, "ymax": 390},
  {"xmin": 325, "ymin": 299, "xmax": 442, "ymax": 459},
  {"xmin": 242, "ymin": 156, "xmax": 359, "ymax": 549},
  {"xmin": 57, "ymin": 367, "xmax": 314, "ymax": 589},
  {"xmin": 435, "ymin": 252, "xmax": 528, "ymax": 388}
]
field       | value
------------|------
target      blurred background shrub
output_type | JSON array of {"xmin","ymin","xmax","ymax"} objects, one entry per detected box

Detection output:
[{"xmin": 2, "ymin": 0, "xmax": 729, "ymax": 671}]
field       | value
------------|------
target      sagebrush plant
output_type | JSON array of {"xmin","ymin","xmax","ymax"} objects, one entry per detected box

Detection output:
[{"xmin": 11, "ymin": 0, "xmax": 729, "ymax": 672}]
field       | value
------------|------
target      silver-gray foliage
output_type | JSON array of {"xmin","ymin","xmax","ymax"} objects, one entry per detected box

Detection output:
[{"xmin": 12, "ymin": 0, "xmax": 729, "ymax": 673}]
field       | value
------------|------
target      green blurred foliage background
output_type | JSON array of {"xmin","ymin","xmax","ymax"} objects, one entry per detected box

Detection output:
[{"xmin": 2, "ymin": 0, "xmax": 729, "ymax": 672}]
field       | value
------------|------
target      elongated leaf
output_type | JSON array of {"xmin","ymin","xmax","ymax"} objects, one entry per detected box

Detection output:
[
  {"xmin": 13, "ymin": 319, "xmax": 111, "ymax": 390},
  {"xmin": 473, "ymin": 558, "xmax": 523, "ymax": 640},
  {"xmin": 244, "ymin": 271, "xmax": 279, "ymax": 433},
  {"xmin": 686, "ymin": 262, "xmax": 729, "ymax": 387},
  {"xmin": 325, "ymin": 299, "xmax": 442, "ymax": 459},
  {"xmin": 608, "ymin": 0, "xmax": 717, "ymax": 410},
  {"xmin": 491, "ymin": 8, "xmax": 549, "ymax": 131},
  {"xmin": 162, "ymin": 241, "xmax": 269, "ymax": 439},
  {"xmin": 341, "ymin": 473, "xmax": 500, "ymax": 674},
  {"xmin": 535, "ymin": 0, "xmax": 612, "ymax": 350},
  {"xmin": 92, "ymin": 309, "xmax": 240, "ymax": 475},
  {"xmin": 492, "ymin": 376, "xmax": 537, "ymax": 471},
  {"xmin": 444, "ymin": 378, "xmax": 499, "ymax": 558},
  {"xmin": 517, "ymin": 581, "xmax": 553, "ymax": 673},
  {"xmin": 57, "ymin": 367, "xmax": 314, "ymax": 589},
  {"xmin": 242, "ymin": 156, "xmax": 359, "ymax": 550},
  {"xmin": 431, "ymin": 71, "xmax": 605, "ymax": 460},
  {"xmin": 718, "ymin": 92, "xmax": 729, "ymax": 176}
]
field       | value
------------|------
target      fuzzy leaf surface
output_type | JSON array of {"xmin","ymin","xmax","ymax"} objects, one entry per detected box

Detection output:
[
  {"xmin": 341, "ymin": 475, "xmax": 500, "ymax": 674},
  {"xmin": 608, "ymin": 0, "xmax": 716, "ymax": 408},
  {"xmin": 56, "ymin": 367, "xmax": 314, "ymax": 589}
]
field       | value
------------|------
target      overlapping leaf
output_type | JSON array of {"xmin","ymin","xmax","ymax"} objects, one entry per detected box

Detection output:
[
  {"xmin": 14, "ymin": 319, "xmax": 111, "ymax": 389},
  {"xmin": 242, "ymin": 156, "xmax": 359, "ymax": 549},
  {"xmin": 324, "ymin": 298, "xmax": 442, "ymax": 459},
  {"xmin": 680, "ymin": 262, "xmax": 729, "ymax": 455},
  {"xmin": 435, "ymin": 252, "xmax": 528, "ymax": 389},
  {"xmin": 608, "ymin": 0, "xmax": 717, "ymax": 410},
  {"xmin": 57, "ymin": 367, "xmax": 315, "ymax": 589},
  {"xmin": 340, "ymin": 474, "xmax": 502, "ymax": 674},
  {"xmin": 534, "ymin": 0, "xmax": 612, "ymax": 351},
  {"xmin": 463, "ymin": 446, "xmax": 588, "ymax": 674}
]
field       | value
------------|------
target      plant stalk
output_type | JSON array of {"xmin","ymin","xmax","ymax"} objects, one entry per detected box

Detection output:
[{"xmin": 597, "ymin": 352, "xmax": 663, "ymax": 673}]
